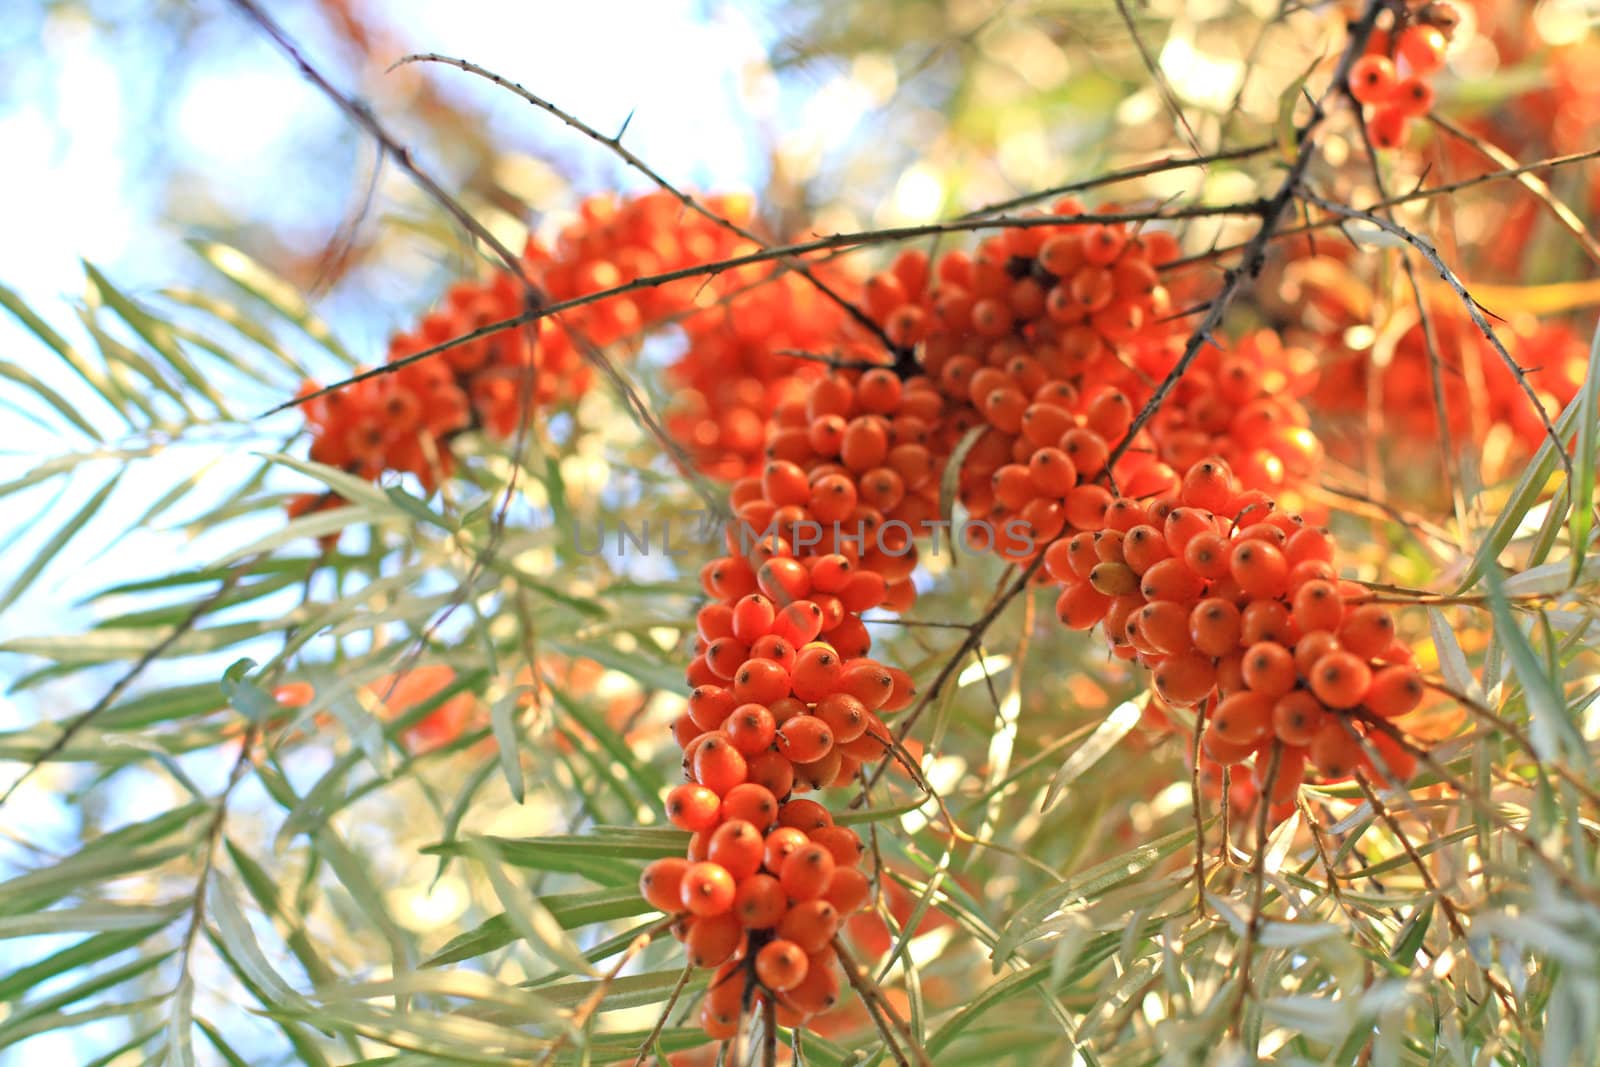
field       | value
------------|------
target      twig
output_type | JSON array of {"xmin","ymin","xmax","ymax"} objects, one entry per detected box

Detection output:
[
  {"xmin": 1301, "ymin": 191, "xmax": 1575, "ymax": 484},
  {"xmin": 631, "ymin": 961, "xmax": 696, "ymax": 1067},
  {"xmin": 392, "ymin": 52, "xmax": 900, "ymax": 354},
  {"xmin": 1427, "ymin": 113, "xmax": 1600, "ymax": 266},
  {"xmin": 1112, "ymin": 0, "xmax": 1203, "ymax": 156},
  {"xmin": 834, "ymin": 936, "xmax": 930, "ymax": 1067},
  {"xmin": 1107, "ymin": 0, "xmax": 1393, "ymax": 469}
]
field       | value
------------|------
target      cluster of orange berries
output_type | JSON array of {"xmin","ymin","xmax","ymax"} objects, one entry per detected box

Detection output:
[
  {"xmin": 1044, "ymin": 454, "xmax": 1426, "ymax": 807},
  {"xmin": 647, "ymin": 360, "xmax": 953, "ymax": 1036},
  {"xmin": 665, "ymin": 261, "xmax": 869, "ymax": 481},
  {"xmin": 1348, "ymin": 3, "xmax": 1462, "ymax": 149},
  {"xmin": 290, "ymin": 191, "xmax": 791, "ymax": 518}
]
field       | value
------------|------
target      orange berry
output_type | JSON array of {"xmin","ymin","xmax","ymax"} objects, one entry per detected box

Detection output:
[
  {"xmin": 1152, "ymin": 652, "xmax": 1217, "ymax": 705},
  {"xmin": 640, "ymin": 857, "xmax": 689, "ymax": 913},
  {"xmin": 666, "ymin": 784, "xmax": 723, "ymax": 832},
  {"xmin": 1308, "ymin": 651, "xmax": 1372, "ymax": 709},
  {"xmin": 1272, "ymin": 690, "xmax": 1327, "ymax": 747},
  {"xmin": 756, "ymin": 939, "xmax": 810, "ymax": 992},
  {"xmin": 686, "ymin": 912, "xmax": 745, "ymax": 967},
  {"xmin": 1390, "ymin": 76, "xmax": 1435, "ymax": 118},
  {"xmin": 680, "ymin": 861, "xmax": 737, "ymax": 916},
  {"xmin": 1337, "ymin": 604, "xmax": 1396, "ymax": 658},
  {"xmin": 807, "ymin": 825, "xmax": 863, "ymax": 867},
  {"xmin": 1366, "ymin": 665, "xmax": 1425, "ymax": 719},
  {"xmin": 735, "ymin": 873, "xmax": 789, "ymax": 929},
  {"xmin": 1211, "ymin": 690, "xmax": 1274, "ymax": 745},
  {"xmin": 1397, "ymin": 25, "xmax": 1447, "ymax": 75},
  {"xmin": 763, "ymin": 826, "xmax": 809, "ymax": 872},
  {"xmin": 1230, "ymin": 541, "xmax": 1289, "ymax": 599},
  {"xmin": 780, "ymin": 843, "xmax": 837, "ymax": 901},
  {"xmin": 776, "ymin": 715, "xmax": 835, "ymax": 764},
  {"xmin": 1241, "ymin": 641, "xmax": 1296, "ymax": 697},
  {"xmin": 1349, "ymin": 54, "xmax": 1396, "ymax": 103},
  {"xmin": 776, "ymin": 798, "xmax": 833, "ymax": 833},
  {"xmin": 1290, "ymin": 580, "xmax": 1345, "ymax": 634},
  {"xmin": 708, "ymin": 820, "xmax": 765, "ymax": 881},
  {"xmin": 1189, "ymin": 598, "xmax": 1243, "ymax": 656},
  {"xmin": 1308, "ymin": 721, "xmax": 1364, "ymax": 780},
  {"xmin": 721, "ymin": 782, "xmax": 779, "ymax": 830},
  {"xmin": 824, "ymin": 867, "xmax": 871, "ymax": 914},
  {"xmin": 778, "ymin": 898, "xmax": 841, "ymax": 954}
]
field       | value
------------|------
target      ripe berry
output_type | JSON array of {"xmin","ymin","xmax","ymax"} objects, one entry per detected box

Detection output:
[
  {"xmin": 780, "ymin": 843, "xmax": 837, "ymax": 900},
  {"xmin": 734, "ymin": 873, "xmax": 788, "ymax": 929},
  {"xmin": 680, "ymin": 861, "xmax": 737, "ymax": 916},
  {"xmin": 666, "ymin": 784, "xmax": 723, "ymax": 832},
  {"xmin": 1350, "ymin": 54, "xmax": 1396, "ymax": 104},
  {"xmin": 640, "ymin": 857, "xmax": 689, "ymax": 913},
  {"xmin": 778, "ymin": 899, "xmax": 841, "ymax": 954},
  {"xmin": 756, "ymin": 939, "xmax": 810, "ymax": 992}
]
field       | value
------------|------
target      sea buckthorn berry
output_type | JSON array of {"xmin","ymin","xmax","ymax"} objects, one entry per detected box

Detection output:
[
  {"xmin": 694, "ymin": 735, "xmax": 749, "ymax": 795},
  {"xmin": 857, "ymin": 369, "xmax": 902, "ymax": 414},
  {"xmin": 1152, "ymin": 652, "xmax": 1217, "ymax": 706},
  {"xmin": 808, "ymin": 825, "xmax": 863, "ymax": 867},
  {"xmin": 698, "ymin": 603, "xmax": 735, "ymax": 641},
  {"xmin": 762, "ymin": 460, "xmax": 811, "ymax": 507},
  {"xmin": 1291, "ymin": 580, "xmax": 1345, "ymax": 634},
  {"xmin": 824, "ymin": 866, "xmax": 871, "ymax": 914},
  {"xmin": 731, "ymin": 594, "xmax": 776, "ymax": 642},
  {"xmin": 749, "ymin": 634, "xmax": 795, "ymax": 664},
  {"xmin": 1190, "ymin": 598, "xmax": 1242, "ymax": 656},
  {"xmin": 1349, "ymin": 54, "xmax": 1396, "ymax": 103},
  {"xmin": 1391, "ymin": 76, "xmax": 1435, "ymax": 117},
  {"xmin": 641, "ymin": 857, "xmax": 689, "ymax": 913},
  {"xmin": 687, "ymin": 912, "xmax": 745, "ymax": 967},
  {"xmin": 666, "ymin": 784, "xmax": 723, "ymax": 831},
  {"xmin": 1140, "ymin": 558, "xmax": 1207, "ymax": 604},
  {"xmin": 1089, "ymin": 561, "xmax": 1139, "ymax": 597},
  {"xmin": 1242, "ymin": 641, "xmax": 1296, "ymax": 697},
  {"xmin": 837, "ymin": 570, "xmax": 888, "ymax": 613},
  {"xmin": 680, "ymin": 861, "xmax": 737, "ymax": 916},
  {"xmin": 735, "ymin": 874, "xmax": 788, "ymax": 929},
  {"xmin": 1094, "ymin": 530, "xmax": 1127, "ymax": 564},
  {"xmin": 763, "ymin": 826, "xmax": 809, "ymax": 872},
  {"xmin": 772, "ymin": 601, "xmax": 826, "ymax": 647},
  {"xmin": 1057, "ymin": 582, "xmax": 1112, "ymax": 629},
  {"xmin": 1164, "ymin": 508, "xmax": 1215, "ymax": 555},
  {"xmin": 777, "ymin": 798, "xmax": 834, "ymax": 833},
  {"xmin": 1287, "ymin": 559, "xmax": 1337, "ymax": 590},
  {"xmin": 1285, "ymin": 527, "xmax": 1334, "ymax": 565},
  {"xmin": 1366, "ymin": 665, "xmax": 1425, "ymax": 719},
  {"xmin": 721, "ymin": 782, "xmax": 779, "ymax": 829},
  {"xmin": 781, "ymin": 954, "xmax": 841, "ymax": 1015},
  {"xmin": 734, "ymin": 658, "xmax": 791, "ymax": 705},
  {"xmin": 1337, "ymin": 604, "xmax": 1396, "ymax": 658},
  {"xmin": 1293, "ymin": 630, "xmax": 1343, "ymax": 677},
  {"xmin": 838, "ymin": 661, "xmax": 894, "ymax": 710},
  {"xmin": 1123, "ymin": 525, "xmax": 1172, "ymax": 574},
  {"xmin": 1308, "ymin": 721, "xmax": 1364, "ymax": 780},
  {"xmin": 1029, "ymin": 447, "xmax": 1078, "ymax": 496},
  {"xmin": 704, "ymin": 637, "xmax": 750, "ymax": 680},
  {"xmin": 1203, "ymin": 722, "xmax": 1257, "ymax": 766},
  {"xmin": 780, "ymin": 843, "xmax": 837, "ymax": 901},
  {"xmin": 814, "ymin": 693, "xmax": 869, "ymax": 744},
  {"xmin": 1309, "ymin": 651, "xmax": 1372, "ymax": 709},
  {"xmin": 794, "ymin": 749, "xmax": 843, "ymax": 791},
  {"xmin": 1230, "ymin": 541, "xmax": 1289, "ymax": 599},
  {"xmin": 1272, "ymin": 690, "xmax": 1327, "ymax": 747},
  {"xmin": 777, "ymin": 715, "xmax": 835, "ymax": 764},
  {"xmin": 1211, "ymin": 690, "xmax": 1274, "ymax": 745},
  {"xmin": 756, "ymin": 939, "xmax": 811, "ymax": 992},
  {"xmin": 1369, "ymin": 106, "xmax": 1408, "ymax": 150},
  {"xmin": 1398, "ymin": 24, "xmax": 1447, "ymax": 75},
  {"xmin": 1241, "ymin": 599, "xmax": 1295, "ymax": 646},
  {"xmin": 747, "ymin": 750, "xmax": 796, "ymax": 799},
  {"xmin": 778, "ymin": 899, "xmax": 841, "ymax": 954},
  {"xmin": 758, "ymin": 557, "xmax": 812, "ymax": 605},
  {"xmin": 708, "ymin": 820, "xmax": 765, "ymax": 880},
  {"xmin": 688, "ymin": 685, "xmax": 736, "ymax": 731},
  {"xmin": 1137, "ymin": 601, "xmax": 1193, "ymax": 655},
  {"xmin": 1183, "ymin": 532, "xmax": 1232, "ymax": 580},
  {"xmin": 1061, "ymin": 428, "xmax": 1109, "ymax": 477},
  {"xmin": 725, "ymin": 703, "xmax": 777, "ymax": 756},
  {"xmin": 1180, "ymin": 459, "xmax": 1235, "ymax": 513}
]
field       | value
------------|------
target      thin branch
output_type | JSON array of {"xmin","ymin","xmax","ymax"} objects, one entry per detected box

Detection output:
[
  {"xmin": 1113, "ymin": 0, "xmax": 1203, "ymax": 157},
  {"xmin": 1301, "ymin": 191, "xmax": 1575, "ymax": 484},
  {"xmin": 1106, "ymin": 0, "xmax": 1392, "ymax": 470},
  {"xmin": 392, "ymin": 52, "xmax": 900, "ymax": 354}
]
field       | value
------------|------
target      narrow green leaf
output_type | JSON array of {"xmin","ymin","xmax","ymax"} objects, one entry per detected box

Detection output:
[
  {"xmin": 1566, "ymin": 319, "xmax": 1600, "ymax": 584},
  {"xmin": 0, "ymin": 281, "xmax": 135, "ymax": 429},
  {"xmin": 189, "ymin": 240, "xmax": 354, "ymax": 365},
  {"xmin": 1040, "ymin": 698, "xmax": 1142, "ymax": 812},
  {"xmin": 0, "ymin": 470, "xmax": 120, "ymax": 613},
  {"xmin": 84, "ymin": 262, "xmax": 230, "ymax": 416},
  {"xmin": 0, "ymin": 360, "xmax": 103, "ymax": 439}
]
